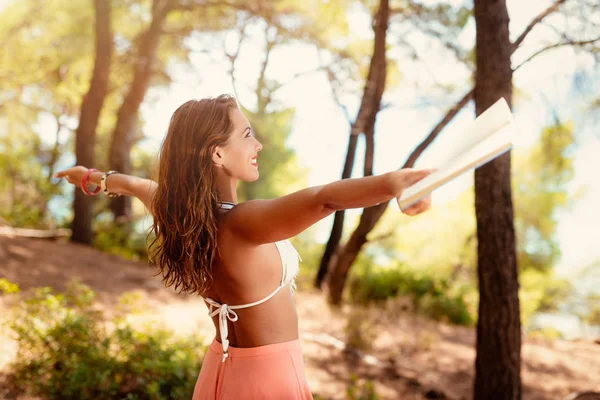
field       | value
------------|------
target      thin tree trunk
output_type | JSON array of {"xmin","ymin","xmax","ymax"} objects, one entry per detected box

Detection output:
[
  {"xmin": 314, "ymin": 133, "xmax": 358, "ymax": 288},
  {"xmin": 473, "ymin": 0, "xmax": 521, "ymax": 398},
  {"xmin": 71, "ymin": 0, "xmax": 112, "ymax": 245},
  {"xmin": 108, "ymin": 0, "xmax": 173, "ymax": 222},
  {"xmin": 325, "ymin": 0, "xmax": 389, "ymax": 304}
]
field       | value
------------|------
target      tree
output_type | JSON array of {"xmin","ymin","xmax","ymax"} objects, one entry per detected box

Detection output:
[
  {"xmin": 71, "ymin": 0, "xmax": 113, "ymax": 244},
  {"xmin": 315, "ymin": 0, "xmax": 389, "ymax": 290},
  {"xmin": 107, "ymin": 0, "xmax": 178, "ymax": 222},
  {"xmin": 323, "ymin": 0, "xmax": 389, "ymax": 304},
  {"xmin": 472, "ymin": 0, "xmax": 520, "ymax": 397},
  {"xmin": 0, "ymin": 0, "xmax": 100, "ymax": 229}
]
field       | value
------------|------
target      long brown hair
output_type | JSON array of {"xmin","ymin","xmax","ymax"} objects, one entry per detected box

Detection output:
[{"xmin": 148, "ymin": 95, "xmax": 238, "ymax": 295}]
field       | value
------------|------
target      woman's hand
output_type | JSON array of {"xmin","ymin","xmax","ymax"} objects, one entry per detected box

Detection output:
[
  {"xmin": 400, "ymin": 194, "xmax": 432, "ymax": 216},
  {"xmin": 389, "ymin": 168, "xmax": 435, "ymax": 217},
  {"xmin": 53, "ymin": 166, "xmax": 90, "ymax": 188}
]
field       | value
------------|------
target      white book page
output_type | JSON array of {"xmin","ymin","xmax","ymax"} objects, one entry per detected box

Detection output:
[
  {"xmin": 436, "ymin": 97, "xmax": 514, "ymax": 166},
  {"xmin": 398, "ymin": 123, "xmax": 514, "ymax": 210}
]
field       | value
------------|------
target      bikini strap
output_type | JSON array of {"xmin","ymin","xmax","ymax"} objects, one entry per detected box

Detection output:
[{"xmin": 202, "ymin": 284, "xmax": 284, "ymax": 362}]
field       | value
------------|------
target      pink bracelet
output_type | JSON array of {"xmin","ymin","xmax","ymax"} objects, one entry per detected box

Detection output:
[{"xmin": 81, "ymin": 168, "xmax": 101, "ymax": 196}]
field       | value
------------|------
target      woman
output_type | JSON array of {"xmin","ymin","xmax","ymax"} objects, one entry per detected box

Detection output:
[{"xmin": 54, "ymin": 94, "xmax": 432, "ymax": 399}]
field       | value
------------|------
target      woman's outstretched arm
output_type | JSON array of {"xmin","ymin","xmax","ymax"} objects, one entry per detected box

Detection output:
[
  {"xmin": 225, "ymin": 168, "xmax": 433, "ymax": 245},
  {"xmin": 54, "ymin": 166, "xmax": 157, "ymax": 213}
]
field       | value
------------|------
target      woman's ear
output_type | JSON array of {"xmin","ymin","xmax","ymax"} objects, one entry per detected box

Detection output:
[{"xmin": 212, "ymin": 146, "xmax": 224, "ymax": 168}]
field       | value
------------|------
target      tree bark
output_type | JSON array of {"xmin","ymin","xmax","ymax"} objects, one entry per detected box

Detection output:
[
  {"xmin": 473, "ymin": 0, "xmax": 521, "ymax": 398},
  {"xmin": 108, "ymin": 0, "xmax": 173, "ymax": 222},
  {"xmin": 314, "ymin": 134, "xmax": 358, "ymax": 288},
  {"xmin": 71, "ymin": 0, "xmax": 112, "ymax": 245},
  {"xmin": 325, "ymin": 0, "xmax": 389, "ymax": 304}
]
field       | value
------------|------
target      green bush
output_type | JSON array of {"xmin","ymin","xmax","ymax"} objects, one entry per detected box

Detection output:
[
  {"xmin": 93, "ymin": 217, "xmax": 150, "ymax": 262},
  {"xmin": 345, "ymin": 374, "xmax": 379, "ymax": 400},
  {"xmin": 418, "ymin": 292, "xmax": 473, "ymax": 326},
  {"xmin": 0, "ymin": 278, "xmax": 20, "ymax": 294},
  {"xmin": 348, "ymin": 265, "xmax": 473, "ymax": 326},
  {"xmin": 6, "ymin": 280, "xmax": 204, "ymax": 400}
]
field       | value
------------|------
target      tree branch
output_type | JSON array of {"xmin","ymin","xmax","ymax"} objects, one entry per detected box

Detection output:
[
  {"xmin": 511, "ymin": 0, "xmax": 567, "ymax": 51},
  {"xmin": 226, "ymin": 17, "xmax": 250, "ymax": 108},
  {"xmin": 272, "ymin": 65, "xmax": 330, "ymax": 92},
  {"xmin": 402, "ymin": 88, "xmax": 474, "ymax": 168},
  {"xmin": 254, "ymin": 24, "xmax": 277, "ymax": 112},
  {"xmin": 513, "ymin": 37, "xmax": 600, "ymax": 71},
  {"xmin": 46, "ymin": 112, "xmax": 64, "ymax": 182}
]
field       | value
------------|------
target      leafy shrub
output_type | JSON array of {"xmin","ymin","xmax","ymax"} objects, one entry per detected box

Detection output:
[
  {"xmin": 93, "ymin": 217, "xmax": 151, "ymax": 262},
  {"xmin": 0, "ymin": 278, "xmax": 20, "ymax": 294},
  {"xmin": 345, "ymin": 374, "xmax": 379, "ymax": 400},
  {"xmin": 348, "ymin": 265, "xmax": 473, "ymax": 326},
  {"xmin": 418, "ymin": 292, "xmax": 473, "ymax": 326},
  {"xmin": 6, "ymin": 280, "xmax": 204, "ymax": 400},
  {"xmin": 528, "ymin": 327, "xmax": 563, "ymax": 340}
]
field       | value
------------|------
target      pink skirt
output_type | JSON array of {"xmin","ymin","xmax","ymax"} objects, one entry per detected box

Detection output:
[{"xmin": 192, "ymin": 338, "xmax": 313, "ymax": 399}]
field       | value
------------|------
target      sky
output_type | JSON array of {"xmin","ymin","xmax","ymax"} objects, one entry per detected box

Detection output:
[{"xmin": 10, "ymin": 0, "xmax": 599, "ymax": 277}]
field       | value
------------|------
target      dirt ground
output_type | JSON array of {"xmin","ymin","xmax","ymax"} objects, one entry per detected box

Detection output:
[{"xmin": 1, "ymin": 235, "xmax": 599, "ymax": 399}]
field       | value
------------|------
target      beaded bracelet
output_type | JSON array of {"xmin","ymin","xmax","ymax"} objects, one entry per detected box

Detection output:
[{"xmin": 101, "ymin": 170, "xmax": 120, "ymax": 198}]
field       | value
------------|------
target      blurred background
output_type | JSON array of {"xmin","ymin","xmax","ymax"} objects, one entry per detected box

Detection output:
[{"xmin": 0, "ymin": 0, "xmax": 599, "ymax": 399}]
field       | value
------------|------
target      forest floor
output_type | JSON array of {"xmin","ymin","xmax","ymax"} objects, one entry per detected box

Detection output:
[{"xmin": 1, "ymin": 234, "xmax": 599, "ymax": 399}]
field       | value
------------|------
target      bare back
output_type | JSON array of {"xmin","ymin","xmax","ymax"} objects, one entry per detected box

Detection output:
[{"xmin": 200, "ymin": 210, "xmax": 300, "ymax": 348}]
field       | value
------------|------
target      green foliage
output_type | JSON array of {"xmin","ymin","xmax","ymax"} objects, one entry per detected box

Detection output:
[
  {"xmin": 513, "ymin": 122, "xmax": 576, "ymax": 274},
  {"xmin": 348, "ymin": 264, "xmax": 474, "ymax": 326},
  {"xmin": 583, "ymin": 294, "xmax": 600, "ymax": 326},
  {"xmin": 0, "ymin": 278, "xmax": 20, "ymax": 294},
  {"xmin": 345, "ymin": 374, "xmax": 379, "ymax": 400},
  {"xmin": 311, "ymin": 375, "xmax": 380, "ymax": 400},
  {"xmin": 0, "ymin": 124, "xmax": 63, "ymax": 227},
  {"xmin": 7, "ymin": 280, "xmax": 204, "ymax": 400},
  {"xmin": 291, "ymin": 227, "xmax": 327, "ymax": 290},
  {"xmin": 519, "ymin": 269, "xmax": 573, "ymax": 323},
  {"xmin": 92, "ymin": 216, "xmax": 150, "ymax": 262},
  {"xmin": 528, "ymin": 326, "xmax": 563, "ymax": 340}
]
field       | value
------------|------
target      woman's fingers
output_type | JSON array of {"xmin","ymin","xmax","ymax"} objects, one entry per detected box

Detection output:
[
  {"xmin": 402, "ymin": 168, "xmax": 434, "ymax": 187},
  {"xmin": 401, "ymin": 195, "xmax": 432, "ymax": 216},
  {"xmin": 54, "ymin": 167, "xmax": 82, "ymax": 187}
]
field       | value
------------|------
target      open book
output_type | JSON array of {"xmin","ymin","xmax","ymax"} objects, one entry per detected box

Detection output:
[{"xmin": 397, "ymin": 97, "xmax": 515, "ymax": 210}]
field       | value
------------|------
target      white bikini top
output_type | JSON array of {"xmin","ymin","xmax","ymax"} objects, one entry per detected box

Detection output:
[{"xmin": 200, "ymin": 201, "xmax": 302, "ymax": 362}]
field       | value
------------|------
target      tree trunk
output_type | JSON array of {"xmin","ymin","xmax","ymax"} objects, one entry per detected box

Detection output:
[
  {"xmin": 327, "ymin": 200, "xmax": 386, "ymax": 304},
  {"xmin": 108, "ymin": 0, "xmax": 172, "ymax": 222},
  {"xmin": 325, "ymin": 0, "xmax": 389, "ymax": 304},
  {"xmin": 314, "ymin": 133, "xmax": 358, "ymax": 288},
  {"xmin": 473, "ymin": 0, "xmax": 521, "ymax": 398},
  {"xmin": 71, "ymin": 0, "xmax": 112, "ymax": 245}
]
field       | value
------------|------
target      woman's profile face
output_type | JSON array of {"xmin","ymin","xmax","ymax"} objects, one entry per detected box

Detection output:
[{"xmin": 219, "ymin": 108, "xmax": 263, "ymax": 182}]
